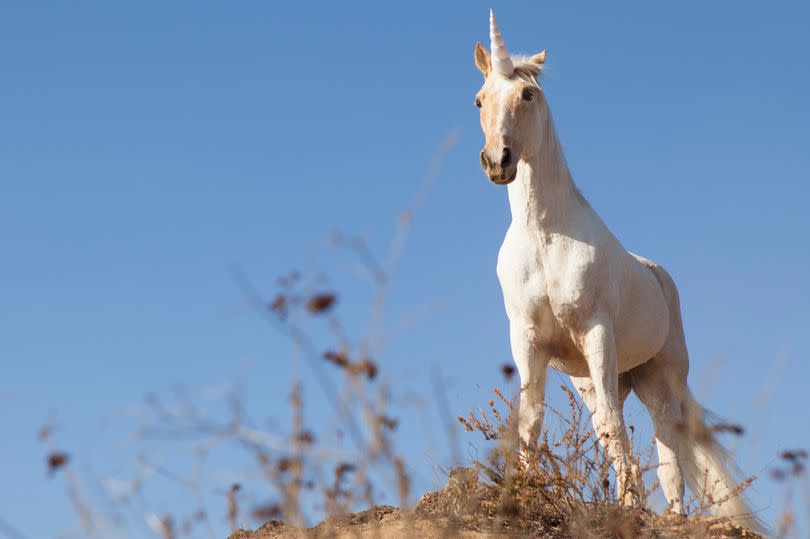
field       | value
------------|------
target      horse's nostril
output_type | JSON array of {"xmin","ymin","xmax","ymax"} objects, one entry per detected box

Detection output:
[
  {"xmin": 500, "ymin": 147, "xmax": 511, "ymax": 167},
  {"xmin": 480, "ymin": 151, "xmax": 491, "ymax": 169}
]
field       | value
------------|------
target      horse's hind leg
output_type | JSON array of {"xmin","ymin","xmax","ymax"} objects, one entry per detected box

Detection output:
[
  {"xmin": 630, "ymin": 352, "xmax": 688, "ymax": 513},
  {"xmin": 570, "ymin": 374, "xmax": 632, "ymax": 421},
  {"xmin": 630, "ymin": 263, "xmax": 690, "ymax": 513}
]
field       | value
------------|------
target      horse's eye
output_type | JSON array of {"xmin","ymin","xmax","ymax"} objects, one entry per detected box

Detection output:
[
  {"xmin": 521, "ymin": 88, "xmax": 534, "ymax": 101},
  {"xmin": 475, "ymin": 98, "xmax": 482, "ymax": 109}
]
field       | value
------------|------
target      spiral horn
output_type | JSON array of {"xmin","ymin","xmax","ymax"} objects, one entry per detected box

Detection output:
[{"xmin": 489, "ymin": 9, "xmax": 514, "ymax": 76}]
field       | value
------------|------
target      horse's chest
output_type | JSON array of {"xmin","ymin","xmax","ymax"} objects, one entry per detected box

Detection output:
[
  {"xmin": 497, "ymin": 232, "xmax": 593, "ymax": 376},
  {"xmin": 497, "ymin": 231, "xmax": 598, "ymax": 326},
  {"xmin": 497, "ymin": 231, "xmax": 554, "ymax": 324}
]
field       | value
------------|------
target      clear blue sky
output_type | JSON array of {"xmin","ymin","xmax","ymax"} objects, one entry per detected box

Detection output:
[{"xmin": 1, "ymin": 2, "xmax": 808, "ymax": 537}]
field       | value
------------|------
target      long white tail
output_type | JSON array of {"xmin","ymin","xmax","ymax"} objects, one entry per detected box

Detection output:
[{"xmin": 680, "ymin": 391, "xmax": 766, "ymax": 535}]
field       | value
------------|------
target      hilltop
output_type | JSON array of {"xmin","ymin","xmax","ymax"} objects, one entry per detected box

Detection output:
[{"xmin": 229, "ymin": 467, "xmax": 763, "ymax": 539}]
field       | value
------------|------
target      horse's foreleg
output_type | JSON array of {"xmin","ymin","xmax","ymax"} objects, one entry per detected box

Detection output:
[
  {"xmin": 580, "ymin": 317, "xmax": 641, "ymax": 507},
  {"xmin": 509, "ymin": 322, "xmax": 547, "ymax": 450}
]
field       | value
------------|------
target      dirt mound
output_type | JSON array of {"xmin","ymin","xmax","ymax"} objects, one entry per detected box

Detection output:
[
  {"xmin": 230, "ymin": 504, "xmax": 760, "ymax": 539},
  {"xmin": 229, "ymin": 468, "xmax": 763, "ymax": 539},
  {"xmin": 228, "ymin": 504, "xmax": 506, "ymax": 539}
]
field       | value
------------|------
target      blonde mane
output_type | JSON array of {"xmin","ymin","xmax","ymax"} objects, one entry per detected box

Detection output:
[{"xmin": 510, "ymin": 55, "xmax": 545, "ymax": 83}]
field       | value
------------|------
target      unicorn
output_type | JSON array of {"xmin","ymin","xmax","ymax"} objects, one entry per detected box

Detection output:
[{"xmin": 474, "ymin": 10, "xmax": 763, "ymax": 533}]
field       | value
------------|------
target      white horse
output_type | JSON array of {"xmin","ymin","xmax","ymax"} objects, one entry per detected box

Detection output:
[{"xmin": 474, "ymin": 10, "xmax": 763, "ymax": 534}]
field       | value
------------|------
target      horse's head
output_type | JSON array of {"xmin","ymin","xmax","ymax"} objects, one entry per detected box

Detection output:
[{"xmin": 474, "ymin": 10, "xmax": 547, "ymax": 186}]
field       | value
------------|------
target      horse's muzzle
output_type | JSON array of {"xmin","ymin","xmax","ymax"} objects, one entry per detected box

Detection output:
[{"xmin": 480, "ymin": 149, "xmax": 516, "ymax": 185}]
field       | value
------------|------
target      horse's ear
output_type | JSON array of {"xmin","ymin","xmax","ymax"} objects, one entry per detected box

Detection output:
[
  {"xmin": 529, "ymin": 50, "xmax": 547, "ymax": 66},
  {"xmin": 474, "ymin": 41, "xmax": 491, "ymax": 77}
]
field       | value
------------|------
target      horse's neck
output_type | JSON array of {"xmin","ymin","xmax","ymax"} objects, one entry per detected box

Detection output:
[{"xmin": 507, "ymin": 110, "xmax": 582, "ymax": 234}]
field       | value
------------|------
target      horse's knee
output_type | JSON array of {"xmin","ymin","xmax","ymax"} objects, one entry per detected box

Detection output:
[
  {"xmin": 518, "ymin": 392, "xmax": 544, "ymax": 447},
  {"xmin": 590, "ymin": 406, "xmax": 628, "ymax": 450}
]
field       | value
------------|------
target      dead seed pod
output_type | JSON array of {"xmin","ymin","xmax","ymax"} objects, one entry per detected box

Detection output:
[
  {"xmin": 306, "ymin": 293, "xmax": 337, "ymax": 314},
  {"xmin": 47, "ymin": 452, "xmax": 69, "ymax": 475}
]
